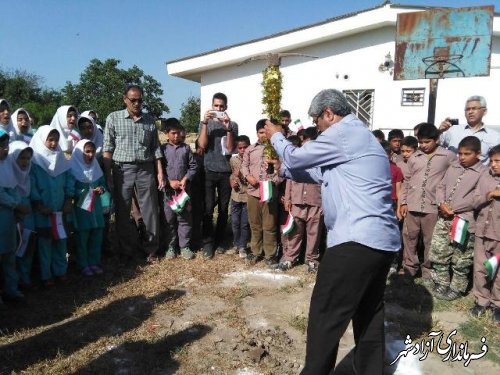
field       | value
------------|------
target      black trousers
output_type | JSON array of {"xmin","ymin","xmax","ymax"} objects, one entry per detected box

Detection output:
[
  {"xmin": 301, "ymin": 242, "xmax": 394, "ymax": 375},
  {"xmin": 202, "ymin": 169, "xmax": 232, "ymax": 248}
]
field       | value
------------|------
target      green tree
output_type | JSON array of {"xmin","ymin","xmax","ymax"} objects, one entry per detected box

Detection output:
[
  {"xmin": 179, "ymin": 96, "xmax": 201, "ymax": 133},
  {"xmin": 0, "ymin": 69, "xmax": 62, "ymax": 126},
  {"xmin": 62, "ymin": 58, "xmax": 168, "ymax": 122}
]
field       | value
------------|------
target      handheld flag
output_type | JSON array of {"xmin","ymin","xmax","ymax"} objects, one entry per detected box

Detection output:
[
  {"xmin": 259, "ymin": 180, "xmax": 272, "ymax": 203},
  {"xmin": 50, "ymin": 212, "xmax": 67, "ymax": 240},
  {"xmin": 281, "ymin": 212, "xmax": 295, "ymax": 236},
  {"xmin": 77, "ymin": 188, "xmax": 96, "ymax": 212},
  {"xmin": 484, "ymin": 253, "xmax": 500, "ymax": 281},
  {"xmin": 450, "ymin": 216, "xmax": 469, "ymax": 246}
]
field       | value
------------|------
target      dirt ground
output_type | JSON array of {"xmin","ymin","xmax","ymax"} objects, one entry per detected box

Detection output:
[{"xmin": 1, "ymin": 249, "xmax": 499, "ymax": 374}]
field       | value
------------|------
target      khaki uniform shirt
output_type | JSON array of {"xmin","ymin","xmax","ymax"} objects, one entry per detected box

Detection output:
[
  {"xmin": 400, "ymin": 146, "xmax": 456, "ymax": 213},
  {"xmin": 474, "ymin": 170, "xmax": 500, "ymax": 241},
  {"xmin": 435, "ymin": 160, "xmax": 486, "ymax": 232},
  {"xmin": 229, "ymin": 154, "xmax": 247, "ymax": 203}
]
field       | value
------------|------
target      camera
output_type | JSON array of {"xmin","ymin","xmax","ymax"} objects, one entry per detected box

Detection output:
[
  {"xmin": 211, "ymin": 111, "xmax": 226, "ymax": 119},
  {"xmin": 449, "ymin": 118, "xmax": 459, "ymax": 126}
]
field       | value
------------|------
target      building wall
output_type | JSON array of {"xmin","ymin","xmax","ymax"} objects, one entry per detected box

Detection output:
[{"xmin": 199, "ymin": 27, "xmax": 500, "ymax": 142}]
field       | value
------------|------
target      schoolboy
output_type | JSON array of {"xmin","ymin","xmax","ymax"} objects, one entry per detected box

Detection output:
[
  {"xmin": 388, "ymin": 129, "xmax": 404, "ymax": 163},
  {"xmin": 471, "ymin": 144, "xmax": 500, "ymax": 321},
  {"xmin": 229, "ymin": 135, "xmax": 251, "ymax": 258},
  {"xmin": 161, "ymin": 122, "xmax": 197, "ymax": 260},
  {"xmin": 399, "ymin": 123, "xmax": 456, "ymax": 282},
  {"xmin": 381, "ymin": 141, "xmax": 403, "ymax": 211},
  {"xmin": 397, "ymin": 136, "xmax": 419, "ymax": 181},
  {"xmin": 241, "ymin": 119, "xmax": 283, "ymax": 267},
  {"xmin": 429, "ymin": 136, "xmax": 486, "ymax": 300},
  {"xmin": 279, "ymin": 130, "xmax": 322, "ymax": 273}
]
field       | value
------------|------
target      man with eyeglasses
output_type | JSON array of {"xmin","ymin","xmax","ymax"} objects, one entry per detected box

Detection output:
[
  {"xmin": 103, "ymin": 85, "xmax": 165, "ymax": 264},
  {"xmin": 265, "ymin": 89, "xmax": 400, "ymax": 374},
  {"xmin": 439, "ymin": 95, "xmax": 500, "ymax": 164}
]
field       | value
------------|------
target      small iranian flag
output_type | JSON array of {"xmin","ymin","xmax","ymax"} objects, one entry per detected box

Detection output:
[
  {"xmin": 77, "ymin": 188, "xmax": 96, "ymax": 212},
  {"xmin": 50, "ymin": 212, "xmax": 67, "ymax": 240},
  {"xmin": 176, "ymin": 190, "xmax": 190, "ymax": 209},
  {"xmin": 259, "ymin": 180, "xmax": 272, "ymax": 203},
  {"xmin": 281, "ymin": 213, "xmax": 295, "ymax": 236},
  {"xmin": 484, "ymin": 253, "xmax": 500, "ymax": 281},
  {"xmin": 167, "ymin": 190, "xmax": 190, "ymax": 213},
  {"xmin": 450, "ymin": 216, "xmax": 469, "ymax": 245},
  {"xmin": 69, "ymin": 129, "xmax": 81, "ymax": 142}
]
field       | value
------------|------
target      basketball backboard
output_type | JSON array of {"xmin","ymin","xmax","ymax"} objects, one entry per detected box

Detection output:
[{"xmin": 394, "ymin": 6, "xmax": 494, "ymax": 80}]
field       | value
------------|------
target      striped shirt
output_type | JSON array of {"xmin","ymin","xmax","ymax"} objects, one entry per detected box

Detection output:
[{"xmin": 103, "ymin": 109, "xmax": 162, "ymax": 163}]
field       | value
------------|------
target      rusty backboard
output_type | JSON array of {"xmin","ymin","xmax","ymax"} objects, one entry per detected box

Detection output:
[{"xmin": 394, "ymin": 6, "xmax": 494, "ymax": 80}]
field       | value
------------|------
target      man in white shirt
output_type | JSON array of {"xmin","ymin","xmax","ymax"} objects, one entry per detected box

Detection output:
[{"xmin": 439, "ymin": 95, "xmax": 500, "ymax": 163}]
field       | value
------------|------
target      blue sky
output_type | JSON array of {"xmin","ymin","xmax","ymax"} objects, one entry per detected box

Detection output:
[{"xmin": 1, "ymin": 0, "xmax": 495, "ymax": 117}]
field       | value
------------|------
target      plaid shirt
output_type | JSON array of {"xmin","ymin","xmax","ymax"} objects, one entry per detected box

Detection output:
[{"xmin": 103, "ymin": 109, "xmax": 162, "ymax": 162}]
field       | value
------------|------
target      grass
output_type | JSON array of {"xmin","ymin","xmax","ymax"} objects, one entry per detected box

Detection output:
[
  {"xmin": 458, "ymin": 315, "xmax": 500, "ymax": 365},
  {"xmin": 288, "ymin": 315, "xmax": 308, "ymax": 335}
]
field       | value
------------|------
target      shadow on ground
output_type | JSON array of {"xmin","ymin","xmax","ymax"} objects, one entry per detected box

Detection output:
[{"xmin": 0, "ymin": 289, "xmax": 185, "ymax": 373}]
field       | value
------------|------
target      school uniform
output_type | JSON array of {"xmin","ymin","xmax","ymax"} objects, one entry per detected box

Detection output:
[
  {"xmin": 70, "ymin": 140, "xmax": 106, "ymax": 271},
  {"xmin": 241, "ymin": 142, "xmax": 283, "ymax": 259},
  {"xmin": 50, "ymin": 105, "xmax": 78, "ymax": 153},
  {"xmin": 430, "ymin": 160, "xmax": 486, "ymax": 293},
  {"xmin": 230, "ymin": 154, "xmax": 249, "ymax": 250},
  {"xmin": 30, "ymin": 126, "xmax": 74, "ymax": 282},
  {"xmin": 0, "ymin": 151, "xmax": 22, "ymax": 297},
  {"xmin": 400, "ymin": 146, "xmax": 456, "ymax": 279},
  {"xmin": 9, "ymin": 141, "xmax": 35, "ymax": 286},
  {"xmin": 282, "ymin": 179, "xmax": 323, "ymax": 264},
  {"xmin": 11, "ymin": 108, "xmax": 34, "ymax": 144},
  {"xmin": 472, "ymin": 170, "xmax": 500, "ymax": 309},
  {"xmin": 161, "ymin": 142, "xmax": 197, "ymax": 250}
]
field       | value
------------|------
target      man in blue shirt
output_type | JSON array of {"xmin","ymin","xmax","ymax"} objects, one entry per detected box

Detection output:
[{"xmin": 266, "ymin": 89, "xmax": 400, "ymax": 375}]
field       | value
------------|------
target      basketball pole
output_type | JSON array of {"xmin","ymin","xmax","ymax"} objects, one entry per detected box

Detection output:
[{"xmin": 427, "ymin": 78, "xmax": 438, "ymax": 124}]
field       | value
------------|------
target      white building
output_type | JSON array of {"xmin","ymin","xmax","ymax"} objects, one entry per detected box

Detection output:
[{"xmin": 167, "ymin": 2, "xmax": 500, "ymax": 141}]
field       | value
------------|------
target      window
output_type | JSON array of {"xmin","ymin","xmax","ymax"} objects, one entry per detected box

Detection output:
[
  {"xmin": 343, "ymin": 89, "xmax": 374, "ymax": 127},
  {"xmin": 401, "ymin": 88, "xmax": 425, "ymax": 106}
]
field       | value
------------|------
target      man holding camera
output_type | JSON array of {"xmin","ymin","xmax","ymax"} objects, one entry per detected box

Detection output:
[
  {"xmin": 439, "ymin": 95, "xmax": 500, "ymax": 163},
  {"xmin": 197, "ymin": 92, "xmax": 239, "ymax": 258}
]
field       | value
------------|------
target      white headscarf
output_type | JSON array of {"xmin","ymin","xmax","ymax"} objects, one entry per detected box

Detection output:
[
  {"xmin": 8, "ymin": 141, "xmax": 32, "ymax": 196},
  {"xmin": 0, "ymin": 129, "xmax": 17, "ymax": 188},
  {"xmin": 0, "ymin": 99, "xmax": 16, "ymax": 142},
  {"xmin": 11, "ymin": 108, "xmax": 33, "ymax": 143},
  {"xmin": 29, "ymin": 125, "xmax": 70, "ymax": 177},
  {"xmin": 70, "ymin": 139, "xmax": 103, "ymax": 183},
  {"xmin": 77, "ymin": 114, "xmax": 103, "ymax": 155},
  {"xmin": 50, "ymin": 105, "xmax": 78, "ymax": 152}
]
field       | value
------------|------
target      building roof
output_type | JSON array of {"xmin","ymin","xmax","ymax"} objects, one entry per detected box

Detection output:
[{"xmin": 167, "ymin": 2, "xmax": 499, "ymax": 82}]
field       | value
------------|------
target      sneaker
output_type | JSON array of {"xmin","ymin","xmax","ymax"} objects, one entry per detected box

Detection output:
[
  {"xmin": 225, "ymin": 246, "xmax": 238, "ymax": 255},
  {"xmin": 216, "ymin": 246, "xmax": 226, "ymax": 254},
  {"xmin": 246, "ymin": 253, "xmax": 260, "ymax": 265},
  {"xmin": 165, "ymin": 247, "xmax": 177, "ymax": 260},
  {"xmin": 81, "ymin": 266, "xmax": 94, "ymax": 277},
  {"xmin": 307, "ymin": 261, "xmax": 319, "ymax": 273},
  {"xmin": 90, "ymin": 265, "xmax": 104, "ymax": 275},
  {"xmin": 469, "ymin": 303, "xmax": 488, "ymax": 318},
  {"xmin": 180, "ymin": 247, "xmax": 195, "ymax": 260},
  {"xmin": 238, "ymin": 247, "xmax": 248, "ymax": 259},
  {"xmin": 265, "ymin": 257, "xmax": 279, "ymax": 269},
  {"xmin": 203, "ymin": 244, "xmax": 214, "ymax": 259},
  {"xmin": 492, "ymin": 307, "xmax": 500, "ymax": 323},
  {"xmin": 278, "ymin": 260, "xmax": 293, "ymax": 271},
  {"xmin": 146, "ymin": 253, "xmax": 160, "ymax": 264},
  {"xmin": 435, "ymin": 287, "xmax": 461, "ymax": 301}
]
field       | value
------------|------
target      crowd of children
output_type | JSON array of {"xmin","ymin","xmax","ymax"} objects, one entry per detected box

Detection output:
[{"xmin": 0, "ymin": 96, "xmax": 499, "ymax": 324}]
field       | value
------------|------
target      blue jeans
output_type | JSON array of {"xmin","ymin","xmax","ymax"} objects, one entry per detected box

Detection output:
[{"xmin": 231, "ymin": 200, "xmax": 249, "ymax": 249}]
